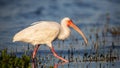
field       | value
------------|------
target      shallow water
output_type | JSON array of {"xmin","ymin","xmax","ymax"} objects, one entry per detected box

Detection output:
[
  {"xmin": 36, "ymin": 61, "xmax": 120, "ymax": 68},
  {"xmin": 0, "ymin": 0, "xmax": 120, "ymax": 68}
]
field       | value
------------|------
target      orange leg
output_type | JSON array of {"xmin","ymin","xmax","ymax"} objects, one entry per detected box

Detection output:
[
  {"xmin": 50, "ymin": 46, "xmax": 69, "ymax": 63},
  {"xmin": 32, "ymin": 45, "xmax": 40, "ymax": 59},
  {"xmin": 32, "ymin": 45, "xmax": 40, "ymax": 68}
]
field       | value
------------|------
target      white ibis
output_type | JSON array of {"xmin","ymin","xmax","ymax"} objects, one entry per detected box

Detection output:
[{"xmin": 13, "ymin": 17, "xmax": 88, "ymax": 62}]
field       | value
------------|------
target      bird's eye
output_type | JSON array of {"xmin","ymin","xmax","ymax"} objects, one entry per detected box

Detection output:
[{"xmin": 67, "ymin": 20, "xmax": 72, "ymax": 27}]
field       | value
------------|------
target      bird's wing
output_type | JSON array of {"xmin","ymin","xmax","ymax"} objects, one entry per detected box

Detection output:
[
  {"xmin": 31, "ymin": 21, "xmax": 54, "ymax": 26},
  {"xmin": 13, "ymin": 22, "xmax": 60, "ymax": 45},
  {"xmin": 31, "ymin": 21, "xmax": 44, "ymax": 26}
]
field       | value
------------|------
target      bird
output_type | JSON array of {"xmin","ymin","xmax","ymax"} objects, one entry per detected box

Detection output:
[{"xmin": 13, "ymin": 17, "xmax": 88, "ymax": 62}]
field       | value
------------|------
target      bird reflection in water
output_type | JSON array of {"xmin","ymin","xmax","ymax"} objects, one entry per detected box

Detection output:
[{"xmin": 32, "ymin": 59, "xmax": 68, "ymax": 68}]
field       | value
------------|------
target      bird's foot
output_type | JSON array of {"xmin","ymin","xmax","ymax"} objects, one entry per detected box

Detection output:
[
  {"xmin": 64, "ymin": 59, "xmax": 69, "ymax": 63},
  {"xmin": 64, "ymin": 60, "xmax": 69, "ymax": 63}
]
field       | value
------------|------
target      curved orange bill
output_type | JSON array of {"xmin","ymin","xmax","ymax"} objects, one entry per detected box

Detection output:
[{"xmin": 68, "ymin": 20, "xmax": 88, "ymax": 45}]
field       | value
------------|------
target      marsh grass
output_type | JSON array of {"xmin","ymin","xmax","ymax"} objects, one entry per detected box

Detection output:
[{"xmin": 0, "ymin": 49, "xmax": 31, "ymax": 68}]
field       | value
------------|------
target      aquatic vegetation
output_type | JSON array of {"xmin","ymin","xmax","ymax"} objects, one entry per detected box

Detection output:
[{"xmin": 0, "ymin": 49, "xmax": 31, "ymax": 68}]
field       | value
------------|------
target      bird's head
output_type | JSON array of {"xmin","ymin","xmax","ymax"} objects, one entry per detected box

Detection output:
[{"xmin": 62, "ymin": 17, "xmax": 88, "ymax": 45}]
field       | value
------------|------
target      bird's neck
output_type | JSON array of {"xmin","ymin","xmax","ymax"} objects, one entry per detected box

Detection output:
[{"xmin": 58, "ymin": 22, "xmax": 71, "ymax": 40}]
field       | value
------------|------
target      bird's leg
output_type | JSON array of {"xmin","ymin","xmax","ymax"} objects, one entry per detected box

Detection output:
[
  {"xmin": 50, "ymin": 46, "xmax": 69, "ymax": 63},
  {"xmin": 32, "ymin": 44, "xmax": 40, "ymax": 60},
  {"xmin": 32, "ymin": 45, "xmax": 40, "ymax": 68}
]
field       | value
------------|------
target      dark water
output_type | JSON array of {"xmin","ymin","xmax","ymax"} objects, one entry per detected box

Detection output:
[{"xmin": 0, "ymin": 0, "xmax": 120, "ymax": 68}]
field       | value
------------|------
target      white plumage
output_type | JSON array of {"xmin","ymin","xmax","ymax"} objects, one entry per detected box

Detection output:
[{"xmin": 13, "ymin": 21, "xmax": 60, "ymax": 46}]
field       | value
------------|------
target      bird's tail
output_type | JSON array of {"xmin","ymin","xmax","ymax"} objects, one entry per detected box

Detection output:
[
  {"xmin": 12, "ymin": 39, "xmax": 16, "ymax": 42},
  {"xmin": 12, "ymin": 34, "xmax": 19, "ymax": 42},
  {"xmin": 12, "ymin": 36, "xmax": 17, "ymax": 42}
]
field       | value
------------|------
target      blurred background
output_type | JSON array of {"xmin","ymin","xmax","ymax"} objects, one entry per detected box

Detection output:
[{"xmin": 0, "ymin": 0, "xmax": 120, "ymax": 67}]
